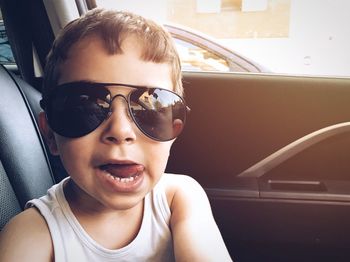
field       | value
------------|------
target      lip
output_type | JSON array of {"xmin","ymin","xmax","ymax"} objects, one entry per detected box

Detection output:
[
  {"xmin": 100, "ymin": 163, "xmax": 144, "ymax": 178},
  {"xmin": 98, "ymin": 158, "xmax": 139, "ymax": 166},
  {"xmin": 95, "ymin": 159, "xmax": 145, "ymax": 193}
]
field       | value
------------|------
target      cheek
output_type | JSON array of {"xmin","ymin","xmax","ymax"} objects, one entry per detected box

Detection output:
[
  {"xmin": 144, "ymin": 141, "xmax": 173, "ymax": 173},
  {"xmin": 54, "ymin": 135, "xmax": 92, "ymax": 174}
]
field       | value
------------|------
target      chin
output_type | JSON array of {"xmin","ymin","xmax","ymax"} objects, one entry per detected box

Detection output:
[{"xmin": 99, "ymin": 193, "xmax": 146, "ymax": 211}]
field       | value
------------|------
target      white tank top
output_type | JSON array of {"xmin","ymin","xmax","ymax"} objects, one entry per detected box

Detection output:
[{"xmin": 26, "ymin": 175, "xmax": 175, "ymax": 262}]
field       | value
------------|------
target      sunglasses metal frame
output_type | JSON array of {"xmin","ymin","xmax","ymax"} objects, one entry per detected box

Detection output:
[{"xmin": 40, "ymin": 81, "xmax": 190, "ymax": 141}]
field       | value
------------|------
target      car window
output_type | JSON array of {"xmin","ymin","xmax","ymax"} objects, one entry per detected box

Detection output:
[
  {"xmin": 96, "ymin": 0, "xmax": 350, "ymax": 77},
  {"xmin": 173, "ymin": 37, "xmax": 230, "ymax": 72},
  {"xmin": 0, "ymin": 9, "xmax": 15, "ymax": 65}
]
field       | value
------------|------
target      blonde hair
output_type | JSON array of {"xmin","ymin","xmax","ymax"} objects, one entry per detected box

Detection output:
[{"xmin": 43, "ymin": 8, "xmax": 183, "ymax": 100}]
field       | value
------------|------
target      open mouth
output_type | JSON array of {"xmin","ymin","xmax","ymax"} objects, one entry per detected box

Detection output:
[{"xmin": 99, "ymin": 163, "xmax": 144, "ymax": 183}]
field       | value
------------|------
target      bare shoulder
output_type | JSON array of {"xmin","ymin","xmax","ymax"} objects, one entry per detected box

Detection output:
[
  {"xmin": 162, "ymin": 173, "xmax": 203, "ymax": 191},
  {"xmin": 162, "ymin": 173, "xmax": 210, "ymax": 216},
  {"xmin": 0, "ymin": 208, "xmax": 53, "ymax": 262},
  {"xmin": 162, "ymin": 174, "xmax": 233, "ymax": 261}
]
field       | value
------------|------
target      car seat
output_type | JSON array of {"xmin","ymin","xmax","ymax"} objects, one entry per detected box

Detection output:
[{"xmin": 0, "ymin": 65, "xmax": 55, "ymax": 230}]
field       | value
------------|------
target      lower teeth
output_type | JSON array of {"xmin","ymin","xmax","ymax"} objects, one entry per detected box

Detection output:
[{"xmin": 105, "ymin": 173, "xmax": 138, "ymax": 183}]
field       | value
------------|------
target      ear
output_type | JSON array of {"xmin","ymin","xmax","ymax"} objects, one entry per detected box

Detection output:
[
  {"xmin": 38, "ymin": 112, "xmax": 59, "ymax": 155},
  {"xmin": 172, "ymin": 119, "xmax": 184, "ymax": 137}
]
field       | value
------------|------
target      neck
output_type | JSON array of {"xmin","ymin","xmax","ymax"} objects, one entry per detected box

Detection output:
[
  {"xmin": 64, "ymin": 178, "xmax": 143, "ymax": 218},
  {"xmin": 63, "ymin": 179, "xmax": 145, "ymax": 249}
]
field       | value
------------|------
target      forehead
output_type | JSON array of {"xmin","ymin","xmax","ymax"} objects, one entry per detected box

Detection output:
[{"xmin": 57, "ymin": 35, "xmax": 173, "ymax": 91}]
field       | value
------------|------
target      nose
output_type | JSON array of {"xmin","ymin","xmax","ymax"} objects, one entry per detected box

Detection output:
[{"xmin": 101, "ymin": 95, "xmax": 137, "ymax": 144}]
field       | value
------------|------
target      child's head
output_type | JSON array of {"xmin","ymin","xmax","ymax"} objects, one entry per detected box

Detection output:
[
  {"xmin": 39, "ymin": 8, "xmax": 188, "ymax": 210},
  {"xmin": 42, "ymin": 8, "xmax": 183, "ymax": 100}
]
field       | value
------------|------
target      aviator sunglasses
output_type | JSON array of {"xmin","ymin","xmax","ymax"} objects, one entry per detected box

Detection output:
[{"xmin": 40, "ymin": 81, "xmax": 189, "ymax": 141}]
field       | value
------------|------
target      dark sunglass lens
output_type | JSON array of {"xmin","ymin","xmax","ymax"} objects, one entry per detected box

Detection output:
[
  {"xmin": 129, "ymin": 88, "xmax": 186, "ymax": 141},
  {"xmin": 48, "ymin": 86, "xmax": 110, "ymax": 138}
]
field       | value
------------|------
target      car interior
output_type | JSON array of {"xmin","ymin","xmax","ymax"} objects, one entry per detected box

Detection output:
[
  {"xmin": 1, "ymin": 1, "xmax": 350, "ymax": 261},
  {"xmin": 0, "ymin": 64, "xmax": 54, "ymax": 229}
]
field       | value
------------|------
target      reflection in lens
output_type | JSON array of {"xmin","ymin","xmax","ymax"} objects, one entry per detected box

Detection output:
[
  {"xmin": 130, "ymin": 88, "xmax": 187, "ymax": 141},
  {"xmin": 48, "ymin": 86, "xmax": 110, "ymax": 138}
]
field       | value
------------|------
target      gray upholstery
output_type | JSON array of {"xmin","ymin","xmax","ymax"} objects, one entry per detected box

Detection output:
[
  {"xmin": 0, "ymin": 161, "xmax": 21, "ymax": 229},
  {"xmin": 0, "ymin": 65, "xmax": 55, "ymax": 230}
]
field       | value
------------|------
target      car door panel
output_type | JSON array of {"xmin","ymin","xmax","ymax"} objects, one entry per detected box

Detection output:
[
  {"xmin": 168, "ymin": 72, "xmax": 350, "ymax": 184},
  {"xmin": 166, "ymin": 72, "xmax": 350, "ymax": 260}
]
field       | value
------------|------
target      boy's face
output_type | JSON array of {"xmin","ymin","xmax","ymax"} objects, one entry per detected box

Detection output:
[{"xmin": 43, "ymin": 35, "xmax": 175, "ymax": 211}]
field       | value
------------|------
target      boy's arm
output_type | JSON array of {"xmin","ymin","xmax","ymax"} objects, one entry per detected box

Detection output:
[
  {"xmin": 0, "ymin": 208, "xmax": 53, "ymax": 262},
  {"xmin": 168, "ymin": 174, "xmax": 233, "ymax": 262}
]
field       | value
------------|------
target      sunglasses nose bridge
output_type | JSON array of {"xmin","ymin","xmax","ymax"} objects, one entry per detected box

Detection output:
[
  {"xmin": 108, "ymin": 93, "xmax": 132, "ymax": 120},
  {"xmin": 110, "ymin": 93, "xmax": 128, "ymax": 103}
]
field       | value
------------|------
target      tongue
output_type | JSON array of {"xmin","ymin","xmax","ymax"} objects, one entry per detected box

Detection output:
[{"xmin": 101, "ymin": 164, "xmax": 144, "ymax": 178}]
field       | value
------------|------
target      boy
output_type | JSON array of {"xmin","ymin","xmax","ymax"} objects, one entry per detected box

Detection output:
[{"xmin": 0, "ymin": 8, "xmax": 232, "ymax": 261}]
